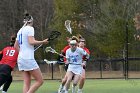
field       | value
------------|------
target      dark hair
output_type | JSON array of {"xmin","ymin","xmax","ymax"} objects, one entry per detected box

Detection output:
[
  {"xmin": 23, "ymin": 13, "xmax": 33, "ymax": 22},
  {"xmin": 10, "ymin": 36, "xmax": 16, "ymax": 46}
]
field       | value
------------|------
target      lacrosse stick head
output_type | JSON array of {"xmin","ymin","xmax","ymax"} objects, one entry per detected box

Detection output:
[
  {"xmin": 48, "ymin": 31, "xmax": 61, "ymax": 41},
  {"xmin": 65, "ymin": 20, "xmax": 72, "ymax": 34},
  {"xmin": 45, "ymin": 47, "xmax": 56, "ymax": 53},
  {"xmin": 44, "ymin": 59, "xmax": 57, "ymax": 64}
]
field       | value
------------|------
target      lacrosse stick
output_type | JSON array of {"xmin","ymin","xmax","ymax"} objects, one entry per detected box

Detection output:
[
  {"xmin": 34, "ymin": 44, "xmax": 43, "ymax": 51},
  {"xmin": 65, "ymin": 20, "xmax": 72, "ymax": 34},
  {"xmin": 44, "ymin": 59, "xmax": 57, "ymax": 64},
  {"xmin": 34, "ymin": 31, "xmax": 61, "ymax": 51},
  {"xmin": 45, "ymin": 47, "xmax": 64, "ymax": 56}
]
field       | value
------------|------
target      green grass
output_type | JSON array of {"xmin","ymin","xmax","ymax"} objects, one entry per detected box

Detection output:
[{"xmin": 8, "ymin": 79, "xmax": 140, "ymax": 93}]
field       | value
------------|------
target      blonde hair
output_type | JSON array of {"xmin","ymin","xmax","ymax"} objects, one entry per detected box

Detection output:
[
  {"xmin": 71, "ymin": 36, "xmax": 79, "ymax": 43},
  {"xmin": 76, "ymin": 34, "xmax": 83, "ymax": 39}
]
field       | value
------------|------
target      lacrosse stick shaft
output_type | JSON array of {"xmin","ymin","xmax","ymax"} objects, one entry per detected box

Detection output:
[{"xmin": 34, "ymin": 44, "xmax": 43, "ymax": 51}]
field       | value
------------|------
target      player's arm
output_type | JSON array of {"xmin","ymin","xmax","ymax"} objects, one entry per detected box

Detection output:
[
  {"xmin": 65, "ymin": 50, "xmax": 70, "ymax": 64},
  {"xmin": 14, "ymin": 40, "xmax": 20, "ymax": 51},
  {"xmin": 28, "ymin": 36, "xmax": 48, "ymax": 45},
  {"xmin": 83, "ymin": 50, "xmax": 90, "ymax": 61},
  {"xmin": 82, "ymin": 49, "xmax": 90, "ymax": 68}
]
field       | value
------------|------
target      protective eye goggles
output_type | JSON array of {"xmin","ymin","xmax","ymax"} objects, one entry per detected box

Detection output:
[{"xmin": 70, "ymin": 44, "xmax": 77, "ymax": 46}]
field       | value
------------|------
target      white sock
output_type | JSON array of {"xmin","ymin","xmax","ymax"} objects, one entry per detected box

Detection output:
[
  {"xmin": 59, "ymin": 84, "xmax": 63, "ymax": 89},
  {"xmin": 78, "ymin": 89, "xmax": 82, "ymax": 91},
  {"xmin": 72, "ymin": 85, "xmax": 76, "ymax": 93},
  {"xmin": 58, "ymin": 84, "xmax": 64, "ymax": 92}
]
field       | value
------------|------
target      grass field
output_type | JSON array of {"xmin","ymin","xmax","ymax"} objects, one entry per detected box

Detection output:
[{"xmin": 7, "ymin": 79, "xmax": 140, "ymax": 93}]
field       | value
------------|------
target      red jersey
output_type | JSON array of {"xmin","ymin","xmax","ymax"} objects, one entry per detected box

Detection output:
[
  {"xmin": 83, "ymin": 47, "xmax": 90, "ymax": 60},
  {"xmin": 0, "ymin": 46, "xmax": 18, "ymax": 69},
  {"xmin": 62, "ymin": 45, "xmax": 70, "ymax": 54},
  {"xmin": 62, "ymin": 45, "xmax": 70, "ymax": 63}
]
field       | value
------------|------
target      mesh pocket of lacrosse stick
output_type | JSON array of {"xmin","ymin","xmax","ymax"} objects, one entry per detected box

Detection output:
[
  {"xmin": 48, "ymin": 31, "xmax": 61, "ymax": 41},
  {"xmin": 65, "ymin": 20, "xmax": 72, "ymax": 34},
  {"xmin": 45, "ymin": 47, "xmax": 56, "ymax": 53}
]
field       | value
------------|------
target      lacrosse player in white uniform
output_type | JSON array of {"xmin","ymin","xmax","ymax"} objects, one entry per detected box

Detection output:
[
  {"xmin": 63, "ymin": 40, "xmax": 89, "ymax": 93},
  {"xmin": 14, "ymin": 13, "xmax": 48, "ymax": 93}
]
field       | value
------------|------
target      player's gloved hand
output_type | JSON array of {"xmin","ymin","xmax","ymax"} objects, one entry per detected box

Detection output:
[
  {"xmin": 64, "ymin": 64, "xmax": 69, "ymax": 71},
  {"xmin": 84, "ymin": 58, "xmax": 89, "ymax": 62},
  {"xmin": 82, "ymin": 61, "xmax": 86, "ymax": 69}
]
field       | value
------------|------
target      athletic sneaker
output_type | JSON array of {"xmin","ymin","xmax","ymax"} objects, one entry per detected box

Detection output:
[
  {"xmin": 77, "ymin": 89, "xmax": 82, "ymax": 93},
  {"xmin": 0, "ymin": 86, "xmax": 3, "ymax": 91},
  {"xmin": 61, "ymin": 89, "xmax": 65, "ymax": 93},
  {"xmin": 58, "ymin": 85, "xmax": 63, "ymax": 93},
  {"xmin": 64, "ymin": 90, "xmax": 68, "ymax": 93}
]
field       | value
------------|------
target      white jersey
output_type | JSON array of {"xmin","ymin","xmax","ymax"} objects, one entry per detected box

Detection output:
[
  {"xmin": 16, "ymin": 26, "xmax": 35, "ymax": 59},
  {"xmin": 66, "ymin": 47, "xmax": 87, "ymax": 75},
  {"xmin": 66, "ymin": 47, "xmax": 87, "ymax": 65}
]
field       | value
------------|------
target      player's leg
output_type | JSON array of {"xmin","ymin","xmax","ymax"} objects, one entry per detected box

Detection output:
[
  {"xmin": 77, "ymin": 69, "xmax": 85, "ymax": 93},
  {"xmin": 2, "ymin": 75, "xmax": 12, "ymax": 93},
  {"xmin": 23, "ymin": 71, "xmax": 31, "ymax": 93},
  {"xmin": 64, "ymin": 71, "xmax": 73, "ymax": 93},
  {"xmin": 72, "ymin": 74, "xmax": 81, "ymax": 93},
  {"xmin": 26, "ymin": 68, "xmax": 43, "ymax": 93},
  {"xmin": 58, "ymin": 64, "xmax": 69, "ymax": 93},
  {"xmin": 58, "ymin": 74, "xmax": 67, "ymax": 93},
  {"xmin": 0, "ymin": 75, "xmax": 7, "ymax": 89},
  {"xmin": 0, "ymin": 65, "xmax": 11, "ymax": 88}
]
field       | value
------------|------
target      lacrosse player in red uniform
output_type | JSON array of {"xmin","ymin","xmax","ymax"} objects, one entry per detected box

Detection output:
[
  {"xmin": 77, "ymin": 38, "xmax": 90, "ymax": 93},
  {"xmin": 57, "ymin": 37, "xmax": 71, "ymax": 81},
  {"xmin": 0, "ymin": 38, "xmax": 18, "ymax": 93}
]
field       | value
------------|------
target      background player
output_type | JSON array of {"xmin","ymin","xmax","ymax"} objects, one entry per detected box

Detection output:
[
  {"xmin": 0, "ymin": 37, "xmax": 18, "ymax": 93},
  {"xmin": 77, "ymin": 38, "xmax": 90, "ymax": 93}
]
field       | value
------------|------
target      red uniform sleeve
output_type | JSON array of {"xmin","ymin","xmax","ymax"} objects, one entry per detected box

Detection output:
[
  {"xmin": 62, "ymin": 45, "xmax": 70, "ymax": 54},
  {"xmin": 0, "ymin": 51, "xmax": 3, "ymax": 61},
  {"xmin": 83, "ymin": 47, "xmax": 90, "ymax": 61},
  {"xmin": 62, "ymin": 45, "xmax": 70, "ymax": 63},
  {"xmin": 84, "ymin": 47, "xmax": 90, "ymax": 54}
]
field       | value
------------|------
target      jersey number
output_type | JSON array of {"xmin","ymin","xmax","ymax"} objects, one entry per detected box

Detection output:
[
  {"xmin": 6, "ymin": 50, "xmax": 15, "ymax": 56},
  {"xmin": 18, "ymin": 34, "xmax": 22, "ymax": 45},
  {"xmin": 72, "ymin": 57, "xmax": 77, "ymax": 63}
]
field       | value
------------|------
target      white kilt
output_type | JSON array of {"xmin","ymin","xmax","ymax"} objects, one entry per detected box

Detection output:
[
  {"xmin": 17, "ymin": 58, "xmax": 39, "ymax": 71},
  {"xmin": 67, "ymin": 64, "xmax": 82, "ymax": 75}
]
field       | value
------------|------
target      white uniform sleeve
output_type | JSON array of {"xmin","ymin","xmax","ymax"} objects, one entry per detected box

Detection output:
[
  {"xmin": 16, "ymin": 29, "xmax": 22, "ymax": 41},
  {"xmin": 28, "ymin": 27, "xmax": 34, "ymax": 36},
  {"xmin": 79, "ymin": 48, "xmax": 87, "ymax": 55},
  {"xmin": 66, "ymin": 49, "xmax": 70, "ymax": 59}
]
